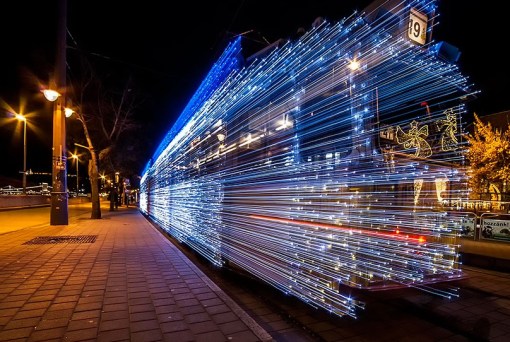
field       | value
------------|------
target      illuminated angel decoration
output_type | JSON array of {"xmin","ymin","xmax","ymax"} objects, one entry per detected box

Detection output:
[
  {"xmin": 383, "ymin": 148, "xmax": 396, "ymax": 173},
  {"xmin": 435, "ymin": 177, "xmax": 448, "ymax": 203},
  {"xmin": 396, "ymin": 120, "xmax": 432, "ymax": 158},
  {"xmin": 436, "ymin": 109, "xmax": 458, "ymax": 151},
  {"xmin": 414, "ymin": 179, "xmax": 424, "ymax": 205}
]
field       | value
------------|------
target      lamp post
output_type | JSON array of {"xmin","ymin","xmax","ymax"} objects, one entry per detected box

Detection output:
[
  {"xmin": 100, "ymin": 174, "xmax": 106, "ymax": 192},
  {"xmin": 15, "ymin": 113, "xmax": 27, "ymax": 194},
  {"xmin": 47, "ymin": 0, "xmax": 68, "ymax": 225},
  {"xmin": 71, "ymin": 153, "xmax": 79, "ymax": 195}
]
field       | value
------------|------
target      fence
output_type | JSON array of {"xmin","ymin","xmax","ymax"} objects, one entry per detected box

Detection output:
[{"xmin": 458, "ymin": 212, "xmax": 510, "ymax": 242}]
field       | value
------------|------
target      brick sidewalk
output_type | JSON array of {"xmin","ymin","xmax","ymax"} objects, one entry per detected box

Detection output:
[{"xmin": 0, "ymin": 206, "xmax": 273, "ymax": 342}]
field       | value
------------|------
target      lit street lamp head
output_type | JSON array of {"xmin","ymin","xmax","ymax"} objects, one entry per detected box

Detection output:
[
  {"xmin": 15, "ymin": 113, "xmax": 26, "ymax": 122},
  {"xmin": 64, "ymin": 107, "xmax": 74, "ymax": 118},
  {"xmin": 348, "ymin": 59, "xmax": 360, "ymax": 71},
  {"xmin": 42, "ymin": 89, "xmax": 61, "ymax": 102}
]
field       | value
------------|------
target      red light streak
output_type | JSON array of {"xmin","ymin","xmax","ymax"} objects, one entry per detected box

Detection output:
[{"xmin": 248, "ymin": 214, "xmax": 426, "ymax": 244}]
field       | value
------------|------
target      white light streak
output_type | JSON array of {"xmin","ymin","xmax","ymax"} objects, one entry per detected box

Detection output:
[{"xmin": 140, "ymin": 0, "xmax": 470, "ymax": 318}]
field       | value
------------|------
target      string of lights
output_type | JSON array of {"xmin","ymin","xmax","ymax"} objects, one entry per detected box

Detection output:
[{"xmin": 141, "ymin": 0, "xmax": 471, "ymax": 318}]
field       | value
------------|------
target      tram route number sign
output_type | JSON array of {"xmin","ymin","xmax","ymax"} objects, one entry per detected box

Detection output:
[{"xmin": 408, "ymin": 8, "xmax": 427, "ymax": 45}]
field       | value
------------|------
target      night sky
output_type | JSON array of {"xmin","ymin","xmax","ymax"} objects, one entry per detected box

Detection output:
[{"xmin": 0, "ymin": 1, "xmax": 508, "ymax": 185}]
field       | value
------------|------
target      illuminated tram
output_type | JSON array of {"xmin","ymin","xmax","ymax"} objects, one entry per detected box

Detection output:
[{"xmin": 140, "ymin": 0, "xmax": 472, "ymax": 317}]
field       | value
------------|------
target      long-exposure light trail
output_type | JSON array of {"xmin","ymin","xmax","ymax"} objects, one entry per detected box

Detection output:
[
  {"xmin": 140, "ymin": 0, "xmax": 472, "ymax": 318},
  {"xmin": 248, "ymin": 213, "xmax": 426, "ymax": 243}
]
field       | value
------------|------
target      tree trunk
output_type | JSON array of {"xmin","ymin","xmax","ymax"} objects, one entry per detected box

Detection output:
[
  {"xmin": 88, "ymin": 153, "xmax": 101, "ymax": 219},
  {"xmin": 79, "ymin": 115, "xmax": 101, "ymax": 219}
]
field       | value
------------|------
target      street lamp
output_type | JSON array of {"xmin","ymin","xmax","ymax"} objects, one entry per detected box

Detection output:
[
  {"xmin": 45, "ymin": 0, "xmax": 68, "ymax": 225},
  {"xmin": 42, "ymin": 89, "xmax": 60, "ymax": 102},
  {"xmin": 348, "ymin": 59, "xmax": 360, "ymax": 71},
  {"xmin": 71, "ymin": 153, "xmax": 79, "ymax": 196},
  {"xmin": 100, "ymin": 174, "xmax": 106, "ymax": 191},
  {"xmin": 64, "ymin": 107, "xmax": 74, "ymax": 118},
  {"xmin": 14, "ymin": 113, "xmax": 27, "ymax": 194}
]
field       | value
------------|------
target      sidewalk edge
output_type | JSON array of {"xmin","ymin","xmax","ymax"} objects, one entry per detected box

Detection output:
[{"xmin": 146, "ymin": 216, "xmax": 275, "ymax": 342}]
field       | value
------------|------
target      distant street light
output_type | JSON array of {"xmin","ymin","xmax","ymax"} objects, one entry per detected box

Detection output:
[
  {"xmin": 348, "ymin": 59, "xmax": 360, "ymax": 71},
  {"xmin": 14, "ymin": 113, "xmax": 27, "ymax": 194},
  {"xmin": 100, "ymin": 174, "xmax": 106, "ymax": 191},
  {"xmin": 71, "ymin": 153, "xmax": 79, "ymax": 195},
  {"xmin": 64, "ymin": 107, "xmax": 74, "ymax": 118}
]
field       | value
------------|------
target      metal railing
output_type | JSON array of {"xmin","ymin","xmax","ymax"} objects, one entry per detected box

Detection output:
[
  {"xmin": 479, "ymin": 212, "xmax": 510, "ymax": 242},
  {"xmin": 0, "ymin": 183, "xmax": 51, "ymax": 195}
]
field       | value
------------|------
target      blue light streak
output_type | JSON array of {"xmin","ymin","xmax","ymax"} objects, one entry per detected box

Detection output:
[{"xmin": 141, "ymin": 0, "xmax": 471, "ymax": 318}]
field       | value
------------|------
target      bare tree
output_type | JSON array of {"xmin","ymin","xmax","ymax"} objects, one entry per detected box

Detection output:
[{"xmin": 67, "ymin": 54, "xmax": 141, "ymax": 218}]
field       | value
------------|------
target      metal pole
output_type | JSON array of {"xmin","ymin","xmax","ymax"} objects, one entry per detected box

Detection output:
[
  {"xmin": 76, "ymin": 158, "xmax": 79, "ymax": 195},
  {"xmin": 50, "ymin": 0, "xmax": 68, "ymax": 225},
  {"xmin": 22, "ymin": 119, "xmax": 26, "ymax": 194}
]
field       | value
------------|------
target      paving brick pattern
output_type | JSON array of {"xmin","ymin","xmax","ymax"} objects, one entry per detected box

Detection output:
[{"xmin": 0, "ymin": 207, "xmax": 273, "ymax": 342}]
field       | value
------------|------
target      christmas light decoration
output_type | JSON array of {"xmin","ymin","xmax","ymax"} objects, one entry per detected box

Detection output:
[
  {"xmin": 396, "ymin": 121, "xmax": 433, "ymax": 158},
  {"xmin": 414, "ymin": 178, "xmax": 424, "ymax": 205},
  {"xmin": 140, "ymin": 0, "xmax": 471, "ymax": 318},
  {"xmin": 437, "ymin": 109, "xmax": 459, "ymax": 151}
]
